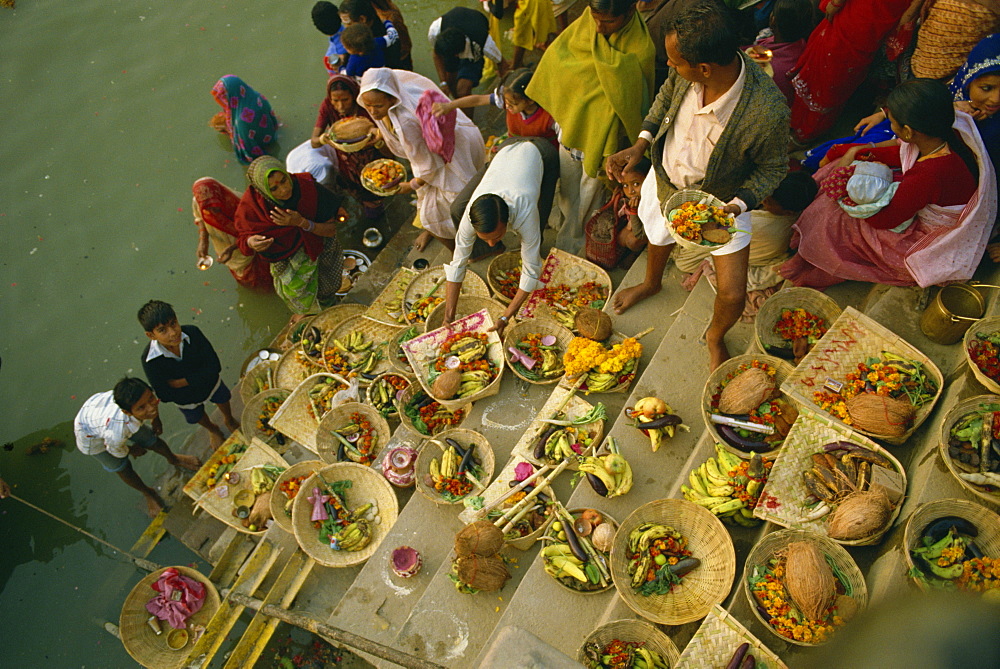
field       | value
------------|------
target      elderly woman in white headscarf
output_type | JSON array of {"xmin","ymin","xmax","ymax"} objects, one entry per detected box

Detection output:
[{"xmin": 359, "ymin": 68, "xmax": 485, "ymax": 251}]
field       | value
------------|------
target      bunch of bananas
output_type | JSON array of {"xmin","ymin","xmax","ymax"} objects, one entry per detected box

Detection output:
[
  {"xmin": 406, "ymin": 294, "xmax": 443, "ymax": 323},
  {"xmin": 332, "ymin": 331, "xmax": 383, "ymax": 375},
  {"xmin": 383, "ymin": 274, "xmax": 413, "ymax": 324},
  {"xmin": 542, "ymin": 543, "xmax": 600, "ymax": 585},
  {"xmin": 450, "ymin": 335, "xmax": 489, "ymax": 363},
  {"xmin": 552, "ymin": 305, "xmax": 578, "ymax": 330},
  {"xmin": 307, "ymin": 376, "xmax": 342, "ymax": 420},
  {"xmin": 250, "ymin": 465, "xmax": 279, "ymax": 494},
  {"xmin": 542, "ymin": 427, "xmax": 579, "ymax": 461},
  {"xmin": 627, "ymin": 523, "xmax": 682, "ymax": 588},
  {"xmin": 330, "ymin": 518, "xmax": 372, "ymax": 552},
  {"xmin": 458, "ymin": 369, "xmax": 493, "ymax": 398},
  {"xmin": 539, "ymin": 349, "xmax": 563, "ymax": 376},
  {"xmin": 429, "ymin": 443, "xmax": 463, "ymax": 481},
  {"xmin": 578, "ymin": 437, "xmax": 632, "ymax": 498},
  {"xmin": 584, "ymin": 371, "xmax": 619, "ymax": 393},
  {"xmin": 681, "ymin": 445, "xmax": 767, "ymax": 527}
]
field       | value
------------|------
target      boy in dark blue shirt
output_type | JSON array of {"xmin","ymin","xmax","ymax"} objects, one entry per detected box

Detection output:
[{"xmin": 341, "ymin": 19, "xmax": 398, "ymax": 78}]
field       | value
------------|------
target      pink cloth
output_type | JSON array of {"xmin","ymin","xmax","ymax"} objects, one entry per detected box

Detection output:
[
  {"xmin": 145, "ymin": 568, "xmax": 207, "ymax": 630},
  {"xmin": 416, "ymin": 88, "xmax": 456, "ymax": 163},
  {"xmin": 756, "ymin": 36, "xmax": 805, "ymax": 106}
]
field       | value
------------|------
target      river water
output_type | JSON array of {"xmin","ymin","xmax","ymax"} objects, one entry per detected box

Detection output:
[{"xmin": 0, "ymin": 0, "xmax": 477, "ymax": 664}]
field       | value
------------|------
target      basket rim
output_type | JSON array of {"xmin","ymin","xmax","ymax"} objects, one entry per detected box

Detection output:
[
  {"xmin": 269, "ymin": 459, "xmax": 326, "ymax": 534},
  {"xmin": 314, "ymin": 400, "xmax": 391, "ymax": 465},
  {"xmin": 360, "ymin": 158, "xmax": 406, "ymax": 196},
  {"xmin": 487, "ymin": 250, "xmax": 522, "ymax": 304},
  {"xmin": 502, "ymin": 318, "xmax": 574, "ymax": 385},
  {"xmin": 663, "ymin": 189, "xmax": 732, "ymax": 250},
  {"xmin": 577, "ymin": 618, "xmax": 680, "ymax": 666},
  {"xmin": 541, "ymin": 507, "xmax": 618, "ymax": 594},
  {"xmin": 240, "ymin": 388, "xmax": 292, "ymax": 446},
  {"xmin": 902, "ymin": 497, "xmax": 1000, "ymax": 591}
]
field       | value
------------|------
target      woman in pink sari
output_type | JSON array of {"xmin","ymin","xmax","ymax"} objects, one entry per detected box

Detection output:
[{"xmin": 781, "ymin": 79, "xmax": 997, "ymax": 289}]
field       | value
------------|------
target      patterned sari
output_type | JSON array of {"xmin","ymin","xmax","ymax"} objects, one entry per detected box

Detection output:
[
  {"xmin": 192, "ymin": 178, "xmax": 273, "ymax": 291},
  {"xmin": 211, "ymin": 75, "xmax": 278, "ymax": 165}
]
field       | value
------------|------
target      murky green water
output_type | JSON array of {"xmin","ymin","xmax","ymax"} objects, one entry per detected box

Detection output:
[{"xmin": 0, "ymin": 0, "xmax": 474, "ymax": 664}]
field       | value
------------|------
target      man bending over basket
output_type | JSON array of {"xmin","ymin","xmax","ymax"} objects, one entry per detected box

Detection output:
[{"xmin": 606, "ymin": 0, "xmax": 788, "ymax": 370}]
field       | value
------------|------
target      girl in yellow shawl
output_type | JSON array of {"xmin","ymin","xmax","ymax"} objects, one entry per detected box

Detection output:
[{"xmin": 526, "ymin": 0, "xmax": 655, "ymax": 255}]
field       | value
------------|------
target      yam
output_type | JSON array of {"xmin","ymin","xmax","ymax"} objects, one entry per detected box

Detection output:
[
  {"xmin": 783, "ymin": 541, "xmax": 836, "ymax": 621},
  {"xmin": 575, "ymin": 308, "xmax": 612, "ymax": 341},
  {"xmin": 846, "ymin": 394, "xmax": 915, "ymax": 438},
  {"xmin": 432, "ymin": 369, "xmax": 462, "ymax": 400},
  {"xmin": 454, "ymin": 520, "xmax": 505, "ymax": 557},
  {"xmin": 827, "ymin": 488, "xmax": 893, "ymax": 541},
  {"xmin": 719, "ymin": 367, "xmax": 776, "ymax": 414}
]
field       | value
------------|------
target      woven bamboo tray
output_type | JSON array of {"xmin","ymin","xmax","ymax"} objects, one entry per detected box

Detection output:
[
  {"xmin": 269, "ymin": 460, "xmax": 325, "ymax": 534},
  {"xmin": 542, "ymin": 508, "xmax": 618, "ymax": 594},
  {"xmin": 578, "ymin": 619, "xmax": 680, "ymax": 669},
  {"xmin": 424, "ymin": 295, "xmax": 507, "ymax": 333},
  {"xmin": 395, "ymin": 384, "xmax": 471, "ymax": 436},
  {"xmin": 780, "ymin": 306, "xmax": 944, "ymax": 445},
  {"xmin": 322, "ymin": 314, "xmax": 399, "ymax": 383},
  {"xmin": 480, "ymin": 456, "xmax": 556, "ymax": 550},
  {"xmin": 963, "ymin": 316, "xmax": 1000, "ymax": 394},
  {"xmin": 241, "ymin": 389, "xmax": 292, "ymax": 449},
  {"xmin": 752, "ymin": 411, "xmax": 906, "ymax": 546},
  {"xmin": 903, "ymin": 497, "xmax": 1000, "ymax": 591},
  {"xmin": 663, "ymin": 189, "xmax": 731, "ymax": 252},
  {"xmin": 702, "ymin": 354, "xmax": 797, "ymax": 459},
  {"xmin": 403, "ymin": 309, "xmax": 505, "ymax": 409},
  {"xmin": 183, "ymin": 430, "xmax": 250, "ymax": 501},
  {"xmin": 519, "ymin": 248, "xmax": 613, "ymax": 320},
  {"xmin": 938, "ymin": 395, "xmax": 1000, "ymax": 504},
  {"xmin": 361, "ymin": 158, "xmax": 406, "ymax": 196},
  {"xmin": 274, "ymin": 348, "xmax": 326, "ymax": 390},
  {"xmin": 239, "ymin": 360, "xmax": 277, "ymax": 404},
  {"xmin": 270, "ymin": 373, "xmax": 350, "ymax": 452},
  {"xmin": 120, "ymin": 566, "xmax": 221, "ymax": 669},
  {"xmin": 610, "ymin": 499, "xmax": 735, "ymax": 625},
  {"xmin": 314, "ymin": 402, "xmax": 391, "ymax": 465},
  {"xmin": 363, "ymin": 371, "xmax": 413, "ymax": 421},
  {"xmin": 487, "ymin": 250, "xmax": 521, "ymax": 304},
  {"xmin": 674, "ymin": 604, "xmax": 787, "ymax": 669},
  {"xmin": 509, "ymin": 386, "xmax": 605, "ymax": 471},
  {"xmin": 754, "ymin": 287, "xmax": 842, "ymax": 357},
  {"xmin": 503, "ymin": 318, "xmax": 574, "ymax": 385},
  {"xmin": 402, "ymin": 265, "xmax": 489, "ymax": 326},
  {"xmin": 290, "ymin": 462, "xmax": 399, "ymax": 567},
  {"xmin": 414, "ymin": 428, "xmax": 495, "ymax": 505},
  {"xmin": 743, "ymin": 528, "xmax": 868, "ymax": 647},
  {"xmin": 365, "ymin": 267, "xmax": 419, "ymax": 327},
  {"xmin": 193, "ymin": 437, "xmax": 288, "ymax": 535},
  {"xmin": 310, "ymin": 303, "xmax": 368, "ymax": 334}
]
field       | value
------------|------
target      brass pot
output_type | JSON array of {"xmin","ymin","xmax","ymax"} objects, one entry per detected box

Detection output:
[{"xmin": 919, "ymin": 283, "xmax": 996, "ymax": 345}]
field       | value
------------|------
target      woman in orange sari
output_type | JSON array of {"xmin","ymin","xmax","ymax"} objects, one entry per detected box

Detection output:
[{"xmin": 192, "ymin": 178, "xmax": 273, "ymax": 291}]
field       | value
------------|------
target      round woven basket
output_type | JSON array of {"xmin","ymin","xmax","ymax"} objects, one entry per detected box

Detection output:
[
  {"xmin": 395, "ymin": 385, "xmax": 471, "ymax": 436},
  {"xmin": 290, "ymin": 462, "xmax": 399, "ymax": 568},
  {"xmin": 542, "ymin": 508, "xmax": 619, "ymax": 594},
  {"xmin": 326, "ymin": 116, "xmax": 375, "ymax": 153},
  {"xmin": 280, "ymin": 315, "xmax": 317, "ymax": 351},
  {"xmin": 742, "ymin": 528, "xmax": 868, "ymax": 647},
  {"xmin": 241, "ymin": 389, "xmax": 291, "ymax": 448},
  {"xmin": 310, "ymin": 303, "xmax": 368, "ymax": 334},
  {"xmin": 903, "ymin": 497, "xmax": 1000, "ymax": 592},
  {"xmin": 754, "ymin": 287, "xmax": 842, "ymax": 356},
  {"xmin": 390, "ymin": 325, "xmax": 421, "ymax": 375},
  {"xmin": 120, "ymin": 566, "xmax": 221, "ymax": 669},
  {"xmin": 424, "ymin": 296, "xmax": 507, "ymax": 333},
  {"xmin": 502, "ymin": 318, "xmax": 573, "ymax": 385},
  {"xmin": 939, "ymin": 394, "xmax": 1000, "ymax": 505},
  {"xmin": 269, "ymin": 460, "xmax": 325, "ymax": 534},
  {"xmin": 360, "ymin": 158, "xmax": 406, "ymax": 196},
  {"xmin": 274, "ymin": 348, "xmax": 326, "ymax": 390},
  {"xmin": 701, "ymin": 354, "xmax": 796, "ymax": 459},
  {"xmin": 964, "ymin": 316, "xmax": 1000, "ymax": 394},
  {"xmin": 487, "ymin": 250, "xmax": 522, "ymax": 304},
  {"xmin": 610, "ymin": 499, "xmax": 735, "ymax": 624},
  {"xmin": 578, "ymin": 619, "xmax": 680, "ymax": 668},
  {"xmin": 322, "ymin": 314, "xmax": 400, "ymax": 383},
  {"xmin": 663, "ymin": 189, "xmax": 731, "ymax": 252},
  {"xmin": 364, "ymin": 371, "xmax": 413, "ymax": 421},
  {"xmin": 240, "ymin": 359, "xmax": 277, "ymax": 405},
  {"xmin": 414, "ymin": 428, "xmax": 495, "ymax": 505},
  {"xmin": 315, "ymin": 402, "xmax": 391, "ymax": 466},
  {"xmin": 402, "ymin": 266, "xmax": 490, "ymax": 326}
]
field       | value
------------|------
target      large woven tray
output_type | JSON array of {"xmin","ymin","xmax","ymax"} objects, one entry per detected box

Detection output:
[
  {"xmin": 269, "ymin": 459, "xmax": 325, "ymax": 534},
  {"xmin": 487, "ymin": 250, "xmax": 521, "ymax": 304},
  {"xmin": 183, "ymin": 430, "xmax": 251, "ymax": 501},
  {"xmin": 519, "ymin": 248, "xmax": 612, "ymax": 320},
  {"xmin": 402, "ymin": 265, "xmax": 489, "ymax": 326},
  {"xmin": 274, "ymin": 348, "xmax": 326, "ymax": 390},
  {"xmin": 322, "ymin": 314, "xmax": 400, "ymax": 383},
  {"xmin": 963, "ymin": 315, "xmax": 1000, "ymax": 394},
  {"xmin": 423, "ymin": 295, "xmax": 507, "ymax": 333},
  {"xmin": 674, "ymin": 604, "xmax": 787, "ymax": 669},
  {"xmin": 752, "ymin": 411, "xmax": 907, "ymax": 546},
  {"xmin": 753, "ymin": 286, "xmax": 842, "ymax": 357},
  {"xmin": 414, "ymin": 428, "xmax": 495, "ymax": 505},
  {"xmin": 314, "ymin": 402, "xmax": 391, "ymax": 465},
  {"xmin": 902, "ymin": 497, "xmax": 1000, "ymax": 591},
  {"xmin": 578, "ymin": 619, "xmax": 680, "ymax": 669},
  {"xmin": 364, "ymin": 267, "xmax": 418, "ymax": 327},
  {"xmin": 310, "ymin": 303, "xmax": 368, "ymax": 334},
  {"xmin": 241, "ymin": 389, "xmax": 292, "ymax": 449},
  {"xmin": 402, "ymin": 309, "xmax": 504, "ymax": 409},
  {"xmin": 269, "ymin": 373, "xmax": 350, "ymax": 452},
  {"xmin": 938, "ymin": 395, "xmax": 1000, "ymax": 504},
  {"xmin": 779, "ymin": 306, "xmax": 943, "ymax": 445},
  {"xmin": 509, "ymin": 385, "xmax": 604, "ymax": 471},
  {"xmin": 290, "ymin": 462, "xmax": 399, "ymax": 568},
  {"xmin": 503, "ymin": 318, "xmax": 574, "ymax": 385}
]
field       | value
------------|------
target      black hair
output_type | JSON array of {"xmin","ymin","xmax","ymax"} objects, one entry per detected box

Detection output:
[
  {"xmin": 888, "ymin": 78, "xmax": 980, "ymax": 180},
  {"xmin": 500, "ymin": 68, "xmax": 534, "ymax": 102},
  {"xmin": 434, "ymin": 26, "xmax": 466, "ymax": 67},
  {"xmin": 668, "ymin": 0, "xmax": 739, "ymax": 67},
  {"xmin": 589, "ymin": 0, "xmax": 637, "ymax": 17},
  {"xmin": 341, "ymin": 22, "xmax": 374, "ymax": 53},
  {"xmin": 770, "ymin": 171, "xmax": 818, "ymax": 212},
  {"xmin": 622, "ymin": 156, "xmax": 652, "ymax": 177},
  {"xmin": 341, "ymin": 0, "xmax": 380, "ymax": 27},
  {"xmin": 329, "ymin": 79, "xmax": 355, "ymax": 94},
  {"xmin": 113, "ymin": 377, "xmax": 152, "ymax": 414},
  {"xmin": 469, "ymin": 194, "xmax": 509, "ymax": 234},
  {"xmin": 311, "ymin": 1, "xmax": 342, "ymax": 36},
  {"xmin": 137, "ymin": 300, "xmax": 177, "ymax": 333},
  {"xmin": 770, "ymin": 0, "xmax": 814, "ymax": 43}
]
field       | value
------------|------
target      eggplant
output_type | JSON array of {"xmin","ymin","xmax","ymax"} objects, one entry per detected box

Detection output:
[
  {"xmin": 641, "ymin": 413, "xmax": 683, "ymax": 430},
  {"xmin": 823, "ymin": 440, "xmax": 858, "ymax": 452},
  {"xmin": 718, "ymin": 424, "xmax": 766, "ymax": 452},
  {"xmin": 458, "ymin": 444, "xmax": 475, "ymax": 473},
  {"xmin": 533, "ymin": 426, "xmax": 558, "ymax": 460},
  {"xmin": 725, "ymin": 643, "xmax": 750, "ymax": 669},
  {"xmin": 445, "ymin": 437, "xmax": 468, "ymax": 459},
  {"xmin": 337, "ymin": 441, "xmax": 346, "ymax": 462},
  {"xmin": 763, "ymin": 344, "xmax": 796, "ymax": 360},
  {"xmin": 739, "ymin": 654, "xmax": 756, "ymax": 669},
  {"xmin": 587, "ymin": 473, "xmax": 609, "ymax": 497},
  {"xmin": 361, "ymin": 372, "xmax": 378, "ymax": 380},
  {"xmin": 562, "ymin": 517, "xmax": 589, "ymax": 562},
  {"xmin": 756, "ymin": 604, "xmax": 771, "ymax": 621},
  {"xmin": 669, "ymin": 557, "xmax": 700, "ymax": 577},
  {"xmin": 966, "ymin": 540, "xmax": 985, "ymax": 560},
  {"xmin": 414, "ymin": 393, "xmax": 435, "ymax": 409},
  {"xmin": 923, "ymin": 516, "xmax": 979, "ymax": 543}
]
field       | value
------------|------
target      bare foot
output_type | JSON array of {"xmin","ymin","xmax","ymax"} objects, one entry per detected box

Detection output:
[
  {"xmin": 173, "ymin": 453, "xmax": 202, "ymax": 472},
  {"xmin": 414, "ymin": 230, "xmax": 433, "ymax": 252},
  {"xmin": 989, "ymin": 243, "xmax": 1000, "ymax": 263},
  {"xmin": 208, "ymin": 429, "xmax": 225, "ymax": 450},
  {"xmin": 707, "ymin": 337, "xmax": 731, "ymax": 372},
  {"xmin": 145, "ymin": 495, "xmax": 165, "ymax": 517},
  {"xmin": 223, "ymin": 417, "xmax": 240, "ymax": 434},
  {"xmin": 612, "ymin": 283, "xmax": 661, "ymax": 315}
]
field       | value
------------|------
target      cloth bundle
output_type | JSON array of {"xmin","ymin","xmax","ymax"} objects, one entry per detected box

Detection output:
[{"xmin": 145, "ymin": 568, "xmax": 207, "ymax": 629}]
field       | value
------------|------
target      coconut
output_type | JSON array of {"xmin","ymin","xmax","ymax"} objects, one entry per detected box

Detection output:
[
  {"xmin": 783, "ymin": 541, "xmax": 836, "ymax": 621},
  {"xmin": 590, "ymin": 522, "xmax": 615, "ymax": 553},
  {"xmin": 846, "ymin": 394, "xmax": 915, "ymax": 438},
  {"xmin": 331, "ymin": 116, "xmax": 375, "ymax": 142},
  {"xmin": 575, "ymin": 308, "xmax": 612, "ymax": 341},
  {"xmin": 827, "ymin": 488, "xmax": 893, "ymax": 541},
  {"xmin": 455, "ymin": 554, "xmax": 511, "ymax": 591},
  {"xmin": 718, "ymin": 367, "xmax": 777, "ymax": 414},
  {"xmin": 454, "ymin": 520, "xmax": 505, "ymax": 557},
  {"xmin": 432, "ymin": 369, "xmax": 463, "ymax": 400}
]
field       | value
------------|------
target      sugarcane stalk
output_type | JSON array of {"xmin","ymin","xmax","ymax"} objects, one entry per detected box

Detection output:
[{"xmin": 492, "ymin": 459, "xmax": 570, "ymax": 528}]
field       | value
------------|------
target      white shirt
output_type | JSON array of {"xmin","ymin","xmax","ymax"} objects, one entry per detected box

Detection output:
[
  {"xmin": 145, "ymin": 331, "xmax": 189, "ymax": 362},
  {"xmin": 427, "ymin": 17, "xmax": 503, "ymax": 64},
  {"xmin": 444, "ymin": 141, "xmax": 545, "ymax": 293},
  {"xmin": 74, "ymin": 390, "xmax": 141, "ymax": 458}
]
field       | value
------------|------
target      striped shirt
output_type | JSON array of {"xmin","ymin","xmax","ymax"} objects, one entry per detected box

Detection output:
[{"xmin": 74, "ymin": 391, "xmax": 140, "ymax": 458}]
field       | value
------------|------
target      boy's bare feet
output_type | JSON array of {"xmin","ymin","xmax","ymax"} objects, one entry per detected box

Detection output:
[
  {"xmin": 208, "ymin": 430, "xmax": 224, "ymax": 450},
  {"xmin": 707, "ymin": 338, "xmax": 730, "ymax": 372},
  {"xmin": 174, "ymin": 453, "xmax": 202, "ymax": 471},
  {"xmin": 612, "ymin": 283, "xmax": 661, "ymax": 314},
  {"xmin": 414, "ymin": 230, "xmax": 433, "ymax": 252},
  {"xmin": 224, "ymin": 417, "xmax": 240, "ymax": 434},
  {"xmin": 144, "ymin": 494, "xmax": 165, "ymax": 517}
]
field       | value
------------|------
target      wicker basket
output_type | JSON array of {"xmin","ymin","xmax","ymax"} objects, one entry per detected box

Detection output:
[
  {"xmin": 479, "ymin": 456, "xmax": 557, "ymax": 550},
  {"xmin": 395, "ymin": 384, "xmax": 471, "ymax": 436},
  {"xmin": 662, "ymin": 189, "xmax": 731, "ymax": 252},
  {"xmin": 360, "ymin": 158, "xmax": 406, "ymax": 196},
  {"xmin": 701, "ymin": 354, "xmax": 797, "ymax": 459},
  {"xmin": 509, "ymin": 386, "xmax": 605, "ymax": 472},
  {"xmin": 963, "ymin": 316, "xmax": 1000, "ymax": 394},
  {"xmin": 365, "ymin": 267, "xmax": 419, "ymax": 327},
  {"xmin": 279, "ymin": 315, "xmax": 316, "ymax": 351},
  {"xmin": 402, "ymin": 265, "xmax": 490, "ymax": 326},
  {"xmin": 241, "ymin": 389, "xmax": 292, "ymax": 449},
  {"xmin": 326, "ymin": 116, "xmax": 375, "ymax": 152},
  {"xmin": 322, "ymin": 315, "xmax": 400, "ymax": 383},
  {"xmin": 502, "ymin": 318, "xmax": 574, "ymax": 385},
  {"xmin": 363, "ymin": 371, "xmax": 413, "ymax": 421},
  {"xmin": 403, "ymin": 309, "xmax": 505, "ymax": 409},
  {"xmin": 542, "ymin": 508, "xmax": 619, "ymax": 594},
  {"xmin": 578, "ymin": 619, "xmax": 680, "ymax": 669},
  {"xmin": 780, "ymin": 306, "xmax": 944, "ymax": 445},
  {"xmin": 290, "ymin": 462, "xmax": 399, "ymax": 568},
  {"xmin": 274, "ymin": 348, "xmax": 326, "ymax": 390},
  {"xmin": 269, "ymin": 373, "xmax": 351, "ymax": 452},
  {"xmin": 487, "ymin": 250, "xmax": 521, "ymax": 304},
  {"xmin": 240, "ymin": 359, "xmax": 277, "ymax": 404},
  {"xmin": 674, "ymin": 604, "xmax": 787, "ymax": 669},
  {"xmin": 753, "ymin": 411, "xmax": 906, "ymax": 546},
  {"xmin": 754, "ymin": 287, "xmax": 842, "ymax": 357},
  {"xmin": 742, "ymin": 528, "xmax": 868, "ymax": 647},
  {"xmin": 938, "ymin": 395, "xmax": 1000, "ymax": 505},
  {"xmin": 584, "ymin": 201, "xmax": 624, "ymax": 270},
  {"xmin": 414, "ymin": 428, "xmax": 495, "ymax": 505},
  {"xmin": 903, "ymin": 497, "xmax": 1000, "ymax": 591},
  {"xmin": 519, "ymin": 248, "xmax": 613, "ymax": 320},
  {"xmin": 314, "ymin": 402, "xmax": 391, "ymax": 465},
  {"xmin": 610, "ymin": 499, "xmax": 735, "ymax": 625},
  {"xmin": 269, "ymin": 460, "xmax": 325, "ymax": 534},
  {"xmin": 310, "ymin": 303, "xmax": 368, "ymax": 334},
  {"xmin": 424, "ymin": 296, "xmax": 508, "ymax": 333},
  {"xmin": 120, "ymin": 566, "xmax": 221, "ymax": 669},
  {"xmin": 390, "ymin": 325, "xmax": 421, "ymax": 375}
]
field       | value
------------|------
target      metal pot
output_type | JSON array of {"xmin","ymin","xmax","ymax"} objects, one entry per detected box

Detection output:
[{"xmin": 919, "ymin": 283, "xmax": 997, "ymax": 344}]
